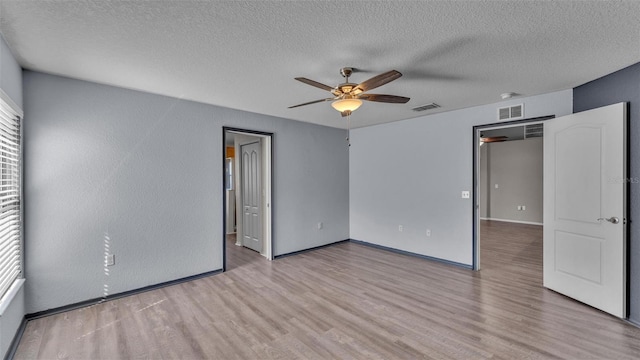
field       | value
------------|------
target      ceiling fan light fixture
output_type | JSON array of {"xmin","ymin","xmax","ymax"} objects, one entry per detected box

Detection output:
[
  {"xmin": 290, "ymin": 68, "xmax": 408, "ymax": 118},
  {"xmin": 331, "ymin": 98, "xmax": 362, "ymax": 113}
]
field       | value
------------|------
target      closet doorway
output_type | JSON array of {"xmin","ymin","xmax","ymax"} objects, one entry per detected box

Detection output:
[{"xmin": 223, "ymin": 127, "xmax": 273, "ymax": 270}]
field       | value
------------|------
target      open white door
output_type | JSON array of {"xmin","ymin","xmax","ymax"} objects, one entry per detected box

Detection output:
[
  {"xmin": 241, "ymin": 141, "xmax": 263, "ymax": 253},
  {"xmin": 543, "ymin": 102, "xmax": 627, "ymax": 318}
]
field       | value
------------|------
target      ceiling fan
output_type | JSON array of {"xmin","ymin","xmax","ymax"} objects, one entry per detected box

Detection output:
[
  {"xmin": 480, "ymin": 136, "xmax": 508, "ymax": 143},
  {"xmin": 288, "ymin": 67, "xmax": 410, "ymax": 117}
]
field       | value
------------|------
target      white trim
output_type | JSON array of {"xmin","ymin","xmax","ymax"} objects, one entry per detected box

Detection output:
[
  {"xmin": 0, "ymin": 278, "xmax": 24, "ymax": 316},
  {"xmin": 474, "ymin": 117, "xmax": 550, "ymax": 270},
  {"xmin": 262, "ymin": 136, "xmax": 272, "ymax": 261},
  {"xmin": 230, "ymin": 131, "xmax": 273, "ymax": 261},
  {"xmin": 482, "ymin": 217, "xmax": 543, "ymax": 226}
]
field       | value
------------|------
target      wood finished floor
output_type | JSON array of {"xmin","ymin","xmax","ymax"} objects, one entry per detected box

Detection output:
[{"xmin": 14, "ymin": 222, "xmax": 640, "ymax": 359}]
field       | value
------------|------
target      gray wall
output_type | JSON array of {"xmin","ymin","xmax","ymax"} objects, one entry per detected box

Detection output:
[
  {"xmin": 573, "ymin": 62, "xmax": 640, "ymax": 324},
  {"xmin": 481, "ymin": 138, "xmax": 543, "ymax": 224},
  {"xmin": 350, "ymin": 90, "xmax": 572, "ymax": 265},
  {"xmin": 23, "ymin": 71, "xmax": 349, "ymax": 314},
  {"xmin": 0, "ymin": 34, "xmax": 24, "ymax": 358}
]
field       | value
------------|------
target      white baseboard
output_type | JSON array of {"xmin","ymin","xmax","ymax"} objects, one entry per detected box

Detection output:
[{"xmin": 481, "ymin": 217, "xmax": 543, "ymax": 226}]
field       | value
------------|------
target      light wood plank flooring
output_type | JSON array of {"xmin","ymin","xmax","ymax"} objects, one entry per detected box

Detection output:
[{"xmin": 14, "ymin": 222, "xmax": 640, "ymax": 359}]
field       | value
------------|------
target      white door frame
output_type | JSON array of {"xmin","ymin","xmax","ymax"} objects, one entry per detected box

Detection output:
[
  {"xmin": 223, "ymin": 127, "xmax": 273, "ymax": 271},
  {"xmin": 472, "ymin": 116, "xmax": 553, "ymax": 270}
]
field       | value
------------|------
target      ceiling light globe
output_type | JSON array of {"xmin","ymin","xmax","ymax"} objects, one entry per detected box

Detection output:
[{"xmin": 332, "ymin": 98, "xmax": 362, "ymax": 113}]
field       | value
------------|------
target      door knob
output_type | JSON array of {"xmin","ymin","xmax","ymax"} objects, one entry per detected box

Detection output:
[{"xmin": 597, "ymin": 217, "xmax": 619, "ymax": 224}]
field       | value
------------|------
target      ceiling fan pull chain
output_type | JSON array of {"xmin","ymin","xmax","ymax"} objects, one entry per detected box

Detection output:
[{"xmin": 346, "ymin": 113, "xmax": 351, "ymax": 147}]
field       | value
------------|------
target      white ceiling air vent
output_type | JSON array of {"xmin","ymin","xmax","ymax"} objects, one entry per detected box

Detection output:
[
  {"xmin": 497, "ymin": 104, "xmax": 524, "ymax": 120},
  {"xmin": 525, "ymin": 123, "xmax": 544, "ymax": 138},
  {"xmin": 412, "ymin": 103, "xmax": 440, "ymax": 112}
]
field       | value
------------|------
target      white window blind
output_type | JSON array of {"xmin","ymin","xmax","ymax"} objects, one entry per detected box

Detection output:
[{"xmin": 0, "ymin": 94, "xmax": 21, "ymax": 300}]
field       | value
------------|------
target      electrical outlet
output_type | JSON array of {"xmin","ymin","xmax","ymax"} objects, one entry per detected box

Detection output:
[
  {"xmin": 517, "ymin": 205, "xmax": 522, "ymax": 211},
  {"xmin": 398, "ymin": 225, "xmax": 403, "ymax": 232},
  {"xmin": 105, "ymin": 254, "xmax": 115, "ymax": 266},
  {"xmin": 461, "ymin": 191, "xmax": 470, "ymax": 199},
  {"xmin": 522, "ymin": 205, "xmax": 526, "ymax": 211},
  {"xmin": 426, "ymin": 229, "xmax": 431, "ymax": 237},
  {"xmin": 317, "ymin": 222, "xmax": 323, "ymax": 230}
]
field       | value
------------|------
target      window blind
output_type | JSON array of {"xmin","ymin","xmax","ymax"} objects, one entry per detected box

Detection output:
[{"xmin": 0, "ymin": 95, "xmax": 21, "ymax": 299}]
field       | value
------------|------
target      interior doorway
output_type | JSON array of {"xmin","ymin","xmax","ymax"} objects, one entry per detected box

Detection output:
[
  {"xmin": 475, "ymin": 105, "xmax": 629, "ymax": 318},
  {"xmin": 223, "ymin": 127, "xmax": 273, "ymax": 271},
  {"xmin": 473, "ymin": 116, "xmax": 553, "ymax": 270}
]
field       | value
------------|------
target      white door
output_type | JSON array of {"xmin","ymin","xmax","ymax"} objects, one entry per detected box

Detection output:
[
  {"xmin": 543, "ymin": 102, "xmax": 627, "ymax": 318},
  {"xmin": 241, "ymin": 141, "xmax": 262, "ymax": 253}
]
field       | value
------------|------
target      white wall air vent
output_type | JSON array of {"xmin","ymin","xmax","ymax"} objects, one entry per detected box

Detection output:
[
  {"xmin": 412, "ymin": 103, "xmax": 440, "ymax": 112},
  {"xmin": 497, "ymin": 104, "xmax": 524, "ymax": 121},
  {"xmin": 498, "ymin": 107, "xmax": 510, "ymax": 120}
]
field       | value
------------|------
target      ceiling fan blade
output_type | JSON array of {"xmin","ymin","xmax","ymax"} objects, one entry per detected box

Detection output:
[
  {"xmin": 481, "ymin": 136, "xmax": 508, "ymax": 143},
  {"xmin": 359, "ymin": 94, "xmax": 410, "ymax": 104},
  {"xmin": 352, "ymin": 70, "xmax": 402, "ymax": 93},
  {"xmin": 288, "ymin": 98, "xmax": 335, "ymax": 109},
  {"xmin": 294, "ymin": 77, "xmax": 335, "ymax": 92}
]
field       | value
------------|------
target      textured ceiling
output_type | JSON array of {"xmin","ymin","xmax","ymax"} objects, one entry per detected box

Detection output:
[{"xmin": 1, "ymin": 1, "xmax": 639, "ymax": 129}]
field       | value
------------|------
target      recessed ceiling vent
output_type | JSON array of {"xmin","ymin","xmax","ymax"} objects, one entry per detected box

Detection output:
[
  {"xmin": 412, "ymin": 103, "xmax": 440, "ymax": 112},
  {"xmin": 525, "ymin": 123, "xmax": 544, "ymax": 138},
  {"xmin": 497, "ymin": 104, "xmax": 524, "ymax": 120}
]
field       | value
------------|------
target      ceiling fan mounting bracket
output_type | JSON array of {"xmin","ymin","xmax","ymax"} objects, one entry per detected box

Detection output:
[{"xmin": 340, "ymin": 67, "xmax": 354, "ymax": 79}]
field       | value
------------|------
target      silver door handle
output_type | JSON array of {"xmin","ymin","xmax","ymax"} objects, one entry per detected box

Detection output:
[{"xmin": 597, "ymin": 217, "xmax": 619, "ymax": 224}]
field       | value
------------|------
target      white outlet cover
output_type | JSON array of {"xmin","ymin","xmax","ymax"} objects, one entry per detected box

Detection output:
[
  {"xmin": 461, "ymin": 191, "xmax": 470, "ymax": 199},
  {"xmin": 426, "ymin": 229, "xmax": 431, "ymax": 236}
]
